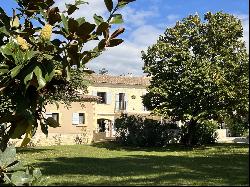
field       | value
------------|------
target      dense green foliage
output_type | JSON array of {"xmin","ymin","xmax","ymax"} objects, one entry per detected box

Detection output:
[
  {"xmin": 180, "ymin": 119, "xmax": 218, "ymax": 146},
  {"xmin": 114, "ymin": 114, "xmax": 218, "ymax": 146},
  {"xmin": 224, "ymin": 117, "xmax": 249, "ymax": 137},
  {"xmin": 0, "ymin": 146, "xmax": 43, "ymax": 186},
  {"xmin": 114, "ymin": 114, "xmax": 181, "ymax": 147},
  {"xmin": 15, "ymin": 144, "xmax": 249, "ymax": 186},
  {"xmin": 0, "ymin": 0, "xmax": 135, "ymax": 150},
  {"xmin": 142, "ymin": 12, "xmax": 249, "ymax": 130}
]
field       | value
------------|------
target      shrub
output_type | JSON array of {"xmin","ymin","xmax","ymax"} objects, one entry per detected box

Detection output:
[
  {"xmin": 180, "ymin": 119, "xmax": 218, "ymax": 146},
  {"xmin": 114, "ymin": 114, "xmax": 180, "ymax": 147},
  {"xmin": 224, "ymin": 117, "xmax": 249, "ymax": 137}
]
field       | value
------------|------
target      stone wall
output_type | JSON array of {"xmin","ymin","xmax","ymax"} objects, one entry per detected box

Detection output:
[
  {"xmin": 9, "ymin": 132, "xmax": 93, "ymax": 147},
  {"xmin": 8, "ymin": 129, "xmax": 248, "ymax": 148}
]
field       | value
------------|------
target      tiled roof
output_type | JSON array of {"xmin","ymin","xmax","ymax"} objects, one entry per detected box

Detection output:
[
  {"xmin": 79, "ymin": 95, "xmax": 101, "ymax": 102},
  {"xmin": 87, "ymin": 74, "xmax": 151, "ymax": 86}
]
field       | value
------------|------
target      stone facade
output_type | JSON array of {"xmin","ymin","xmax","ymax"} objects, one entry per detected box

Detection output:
[{"xmin": 12, "ymin": 74, "xmax": 152, "ymax": 146}]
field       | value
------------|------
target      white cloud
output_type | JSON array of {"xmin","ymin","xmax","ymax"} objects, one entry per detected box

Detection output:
[
  {"xmin": 54, "ymin": 0, "xmax": 107, "ymax": 22},
  {"xmin": 86, "ymin": 25, "xmax": 164, "ymax": 76},
  {"xmin": 54, "ymin": 0, "xmax": 163, "ymax": 76},
  {"xmin": 121, "ymin": 6, "xmax": 159, "ymax": 27},
  {"xmin": 87, "ymin": 42, "xmax": 144, "ymax": 76},
  {"xmin": 129, "ymin": 25, "xmax": 163, "ymax": 47}
]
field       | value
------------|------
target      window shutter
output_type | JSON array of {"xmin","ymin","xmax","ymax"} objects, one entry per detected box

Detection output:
[
  {"xmin": 92, "ymin": 91, "xmax": 97, "ymax": 96},
  {"xmin": 106, "ymin": 92, "xmax": 112, "ymax": 105},
  {"xmin": 115, "ymin": 94, "xmax": 119, "ymax": 111},
  {"xmin": 124, "ymin": 93, "xmax": 128, "ymax": 111},
  {"xmin": 72, "ymin": 113, "xmax": 79, "ymax": 125}
]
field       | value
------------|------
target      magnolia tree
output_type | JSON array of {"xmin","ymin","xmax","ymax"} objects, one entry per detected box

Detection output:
[
  {"xmin": 0, "ymin": 0, "xmax": 135, "ymax": 150},
  {"xmin": 142, "ymin": 12, "xmax": 249, "ymax": 132}
]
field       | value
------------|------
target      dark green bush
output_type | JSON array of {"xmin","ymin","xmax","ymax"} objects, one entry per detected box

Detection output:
[
  {"xmin": 180, "ymin": 119, "xmax": 218, "ymax": 146},
  {"xmin": 224, "ymin": 117, "xmax": 249, "ymax": 137},
  {"xmin": 114, "ymin": 114, "xmax": 180, "ymax": 147}
]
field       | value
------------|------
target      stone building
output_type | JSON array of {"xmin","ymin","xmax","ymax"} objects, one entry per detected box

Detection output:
[{"xmin": 12, "ymin": 74, "xmax": 152, "ymax": 146}]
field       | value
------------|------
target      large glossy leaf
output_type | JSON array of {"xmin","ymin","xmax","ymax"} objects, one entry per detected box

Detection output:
[
  {"xmin": 45, "ymin": 69, "xmax": 55, "ymax": 82},
  {"xmin": 104, "ymin": 0, "xmax": 113, "ymax": 12},
  {"xmin": 0, "ymin": 146, "xmax": 16, "ymax": 168},
  {"xmin": 93, "ymin": 14, "xmax": 104, "ymax": 26},
  {"xmin": 66, "ymin": 4, "xmax": 78, "ymax": 15},
  {"xmin": 43, "ymin": 60, "xmax": 55, "ymax": 82},
  {"xmin": 40, "ymin": 123, "xmax": 48, "ymax": 137},
  {"xmin": 98, "ymin": 39, "xmax": 106, "ymax": 50},
  {"xmin": 20, "ymin": 121, "xmax": 33, "ymax": 147},
  {"xmin": 11, "ymin": 171, "xmax": 33, "ymax": 186},
  {"xmin": 34, "ymin": 66, "xmax": 46, "ymax": 90},
  {"xmin": 118, "ymin": 0, "xmax": 136, "ymax": 8},
  {"xmin": 75, "ymin": 0, "xmax": 88, "ymax": 6},
  {"xmin": 46, "ymin": 117, "xmax": 60, "ymax": 128},
  {"xmin": 76, "ymin": 17, "xmax": 86, "ymax": 26},
  {"xmin": 6, "ymin": 160, "xmax": 21, "ymax": 172},
  {"xmin": 47, "ymin": 7, "xmax": 61, "ymax": 25},
  {"xmin": 96, "ymin": 22, "xmax": 109, "ymax": 35},
  {"xmin": 0, "ymin": 44, "xmax": 13, "ymax": 57},
  {"xmin": 24, "ymin": 72, "xmax": 34, "ymax": 86},
  {"xmin": 10, "ymin": 119, "xmax": 29, "ymax": 139},
  {"xmin": 0, "ymin": 26, "xmax": 10, "ymax": 35},
  {"xmin": 60, "ymin": 13, "xmax": 69, "ymax": 33},
  {"xmin": 10, "ymin": 65, "xmax": 23, "ymax": 78},
  {"xmin": 68, "ymin": 18, "xmax": 79, "ymax": 33},
  {"xmin": 107, "ymin": 38, "xmax": 123, "ymax": 47},
  {"xmin": 77, "ymin": 22, "xmax": 96, "ymax": 38},
  {"xmin": 110, "ymin": 14, "xmax": 124, "ymax": 24},
  {"xmin": 0, "ymin": 7, "xmax": 11, "ymax": 27},
  {"xmin": 0, "ymin": 64, "xmax": 9, "ymax": 75},
  {"xmin": 10, "ymin": 16, "xmax": 20, "ymax": 28},
  {"xmin": 111, "ymin": 28, "xmax": 125, "ymax": 39}
]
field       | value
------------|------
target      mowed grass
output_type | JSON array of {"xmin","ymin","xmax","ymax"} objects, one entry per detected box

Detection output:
[{"xmin": 16, "ymin": 143, "xmax": 249, "ymax": 186}]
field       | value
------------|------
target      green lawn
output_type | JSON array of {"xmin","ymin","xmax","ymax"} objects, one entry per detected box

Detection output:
[{"xmin": 16, "ymin": 143, "xmax": 249, "ymax": 186}]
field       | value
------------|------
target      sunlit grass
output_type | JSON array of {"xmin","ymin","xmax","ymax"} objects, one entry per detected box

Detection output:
[{"xmin": 17, "ymin": 143, "xmax": 249, "ymax": 186}]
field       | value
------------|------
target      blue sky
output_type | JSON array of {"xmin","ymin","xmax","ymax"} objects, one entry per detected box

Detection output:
[{"xmin": 0, "ymin": 0, "xmax": 249, "ymax": 76}]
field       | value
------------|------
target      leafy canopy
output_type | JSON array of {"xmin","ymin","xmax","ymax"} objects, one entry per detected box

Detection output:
[
  {"xmin": 142, "ymin": 12, "xmax": 249, "ymax": 124},
  {"xmin": 0, "ymin": 0, "xmax": 135, "ymax": 150}
]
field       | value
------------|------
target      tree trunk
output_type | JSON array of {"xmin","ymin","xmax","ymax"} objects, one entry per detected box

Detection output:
[{"xmin": 187, "ymin": 118, "xmax": 197, "ymax": 146}]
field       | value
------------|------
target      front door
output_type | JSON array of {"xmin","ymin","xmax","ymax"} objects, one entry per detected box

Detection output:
[{"xmin": 97, "ymin": 119, "xmax": 113, "ymax": 138}]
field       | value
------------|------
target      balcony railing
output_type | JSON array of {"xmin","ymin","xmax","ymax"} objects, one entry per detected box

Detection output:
[{"xmin": 115, "ymin": 101, "xmax": 127, "ymax": 111}]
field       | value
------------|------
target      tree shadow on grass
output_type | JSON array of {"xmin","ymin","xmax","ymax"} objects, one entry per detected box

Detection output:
[
  {"xmin": 16, "ymin": 147, "xmax": 53, "ymax": 154},
  {"xmin": 90, "ymin": 141, "xmax": 247, "ymax": 152},
  {"xmin": 35, "ymin": 152, "xmax": 249, "ymax": 186}
]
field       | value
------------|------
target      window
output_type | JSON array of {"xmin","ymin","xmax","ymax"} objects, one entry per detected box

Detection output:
[
  {"xmin": 115, "ymin": 93, "xmax": 127, "ymax": 111},
  {"xmin": 119, "ymin": 93, "xmax": 126, "ymax": 110},
  {"xmin": 97, "ymin": 92, "xmax": 107, "ymax": 104},
  {"xmin": 79, "ymin": 113, "xmax": 85, "ymax": 124},
  {"xmin": 46, "ymin": 113, "xmax": 59, "ymax": 123},
  {"xmin": 72, "ymin": 113, "xmax": 85, "ymax": 125},
  {"xmin": 93, "ymin": 91, "xmax": 112, "ymax": 104}
]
